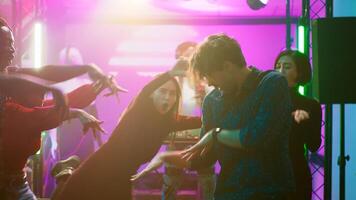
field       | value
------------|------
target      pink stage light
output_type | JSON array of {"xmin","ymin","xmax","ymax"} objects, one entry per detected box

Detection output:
[
  {"xmin": 108, "ymin": 26, "xmax": 198, "ymax": 67},
  {"xmin": 34, "ymin": 22, "xmax": 43, "ymax": 68},
  {"xmin": 109, "ymin": 56, "xmax": 174, "ymax": 67},
  {"xmin": 116, "ymin": 41, "xmax": 180, "ymax": 54},
  {"xmin": 178, "ymin": 0, "xmax": 233, "ymax": 12}
]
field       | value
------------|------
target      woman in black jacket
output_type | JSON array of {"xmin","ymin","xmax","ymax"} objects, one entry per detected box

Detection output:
[{"xmin": 274, "ymin": 50, "xmax": 322, "ymax": 200}]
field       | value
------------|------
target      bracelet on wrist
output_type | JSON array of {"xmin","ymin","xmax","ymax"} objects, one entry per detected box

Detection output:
[{"xmin": 212, "ymin": 127, "xmax": 222, "ymax": 141}]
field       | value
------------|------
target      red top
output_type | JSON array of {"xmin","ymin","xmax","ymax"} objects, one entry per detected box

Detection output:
[{"xmin": 1, "ymin": 84, "xmax": 97, "ymax": 173}]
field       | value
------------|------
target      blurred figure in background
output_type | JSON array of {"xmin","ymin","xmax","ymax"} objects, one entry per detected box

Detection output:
[
  {"xmin": 41, "ymin": 45, "xmax": 102, "ymax": 197},
  {"xmin": 56, "ymin": 45, "xmax": 104, "ymax": 158}
]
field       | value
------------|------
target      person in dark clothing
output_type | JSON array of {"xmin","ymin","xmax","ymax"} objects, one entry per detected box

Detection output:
[
  {"xmin": 274, "ymin": 49, "xmax": 322, "ymax": 200},
  {"xmin": 132, "ymin": 34, "xmax": 295, "ymax": 200},
  {"xmin": 53, "ymin": 59, "xmax": 202, "ymax": 200}
]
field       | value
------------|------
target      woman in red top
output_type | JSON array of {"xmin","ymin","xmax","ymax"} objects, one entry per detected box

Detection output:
[
  {"xmin": 55, "ymin": 60, "xmax": 202, "ymax": 200},
  {"xmin": 0, "ymin": 86, "xmax": 106, "ymax": 200},
  {"xmin": 0, "ymin": 18, "xmax": 112, "ymax": 200}
]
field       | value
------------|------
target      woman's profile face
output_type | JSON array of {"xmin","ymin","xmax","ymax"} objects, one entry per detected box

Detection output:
[
  {"xmin": 275, "ymin": 55, "xmax": 298, "ymax": 87},
  {"xmin": 151, "ymin": 80, "xmax": 178, "ymax": 114}
]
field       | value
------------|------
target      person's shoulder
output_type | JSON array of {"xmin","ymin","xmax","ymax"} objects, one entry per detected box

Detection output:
[
  {"xmin": 202, "ymin": 88, "xmax": 221, "ymax": 105},
  {"xmin": 262, "ymin": 71, "xmax": 284, "ymax": 81},
  {"xmin": 259, "ymin": 71, "xmax": 287, "ymax": 88},
  {"xmin": 205, "ymin": 88, "xmax": 221, "ymax": 99}
]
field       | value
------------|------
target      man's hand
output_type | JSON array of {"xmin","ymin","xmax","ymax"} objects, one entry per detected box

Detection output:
[{"xmin": 292, "ymin": 109, "xmax": 310, "ymax": 124}]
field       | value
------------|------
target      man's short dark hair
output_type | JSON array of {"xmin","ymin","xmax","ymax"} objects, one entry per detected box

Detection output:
[
  {"xmin": 190, "ymin": 33, "xmax": 246, "ymax": 79},
  {"xmin": 274, "ymin": 50, "xmax": 312, "ymax": 85}
]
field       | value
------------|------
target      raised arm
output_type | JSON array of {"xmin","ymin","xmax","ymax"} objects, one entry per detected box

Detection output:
[
  {"xmin": 0, "ymin": 73, "xmax": 68, "ymax": 114},
  {"xmin": 14, "ymin": 64, "xmax": 105, "ymax": 83},
  {"xmin": 138, "ymin": 58, "xmax": 188, "ymax": 97},
  {"xmin": 0, "ymin": 73, "xmax": 53, "ymax": 98}
]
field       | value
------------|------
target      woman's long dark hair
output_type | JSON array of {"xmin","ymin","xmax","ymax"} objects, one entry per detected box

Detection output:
[{"xmin": 164, "ymin": 77, "xmax": 182, "ymax": 120}]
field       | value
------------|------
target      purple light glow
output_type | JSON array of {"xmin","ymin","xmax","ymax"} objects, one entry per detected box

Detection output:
[
  {"xmin": 64, "ymin": 23, "xmax": 296, "ymax": 143},
  {"xmin": 2, "ymin": 0, "xmax": 331, "ymax": 198},
  {"xmin": 176, "ymin": 0, "xmax": 233, "ymax": 13},
  {"xmin": 64, "ymin": 0, "xmax": 302, "ymax": 19},
  {"xmin": 109, "ymin": 26, "xmax": 198, "ymax": 66}
]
